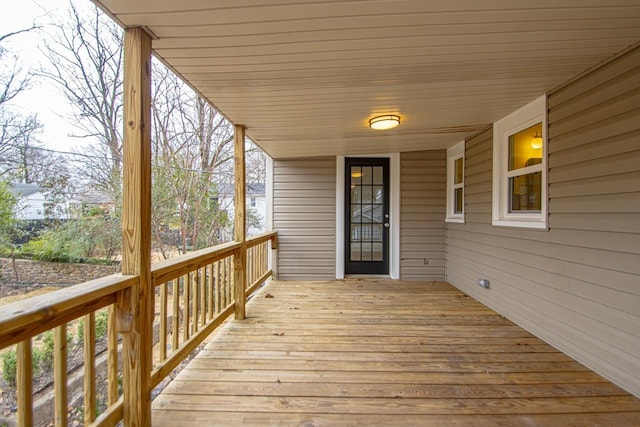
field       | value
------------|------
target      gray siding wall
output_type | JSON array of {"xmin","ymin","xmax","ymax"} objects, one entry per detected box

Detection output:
[
  {"xmin": 400, "ymin": 151, "xmax": 446, "ymax": 281},
  {"xmin": 446, "ymin": 47, "xmax": 640, "ymax": 396},
  {"xmin": 273, "ymin": 157, "xmax": 336, "ymax": 280}
]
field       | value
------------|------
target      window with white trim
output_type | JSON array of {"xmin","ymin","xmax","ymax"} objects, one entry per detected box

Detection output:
[
  {"xmin": 446, "ymin": 141, "xmax": 465, "ymax": 223},
  {"xmin": 492, "ymin": 95, "xmax": 548, "ymax": 229}
]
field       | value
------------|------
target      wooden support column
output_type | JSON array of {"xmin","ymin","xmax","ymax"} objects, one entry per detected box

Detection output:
[
  {"xmin": 234, "ymin": 124, "xmax": 247, "ymax": 320},
  {"xmin": 119, "ymin": 27, "xmax": 153, "ymax": 427}
]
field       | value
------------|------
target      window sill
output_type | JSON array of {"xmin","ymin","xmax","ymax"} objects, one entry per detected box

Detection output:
[
  {"xmin": 445, "ymin": 216, "xmax": 465, "ymax": 224},
  {"xmin": 492, "ymin": 218, "xmax": 548, "ymax": 230}
]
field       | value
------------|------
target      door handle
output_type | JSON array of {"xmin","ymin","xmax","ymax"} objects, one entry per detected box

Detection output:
[{"xmin": 384, "ymin": 222, "xmax": 390, "ymax": 228}]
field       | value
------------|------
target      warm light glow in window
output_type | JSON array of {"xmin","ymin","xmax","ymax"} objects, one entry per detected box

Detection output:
[
  {"xmin": 508, "ymin": 122, "xmax": 543, "ymax": 212},
  {"xmin": 509, "ymin": 123, "xmax": 543, "ymax": 171}
]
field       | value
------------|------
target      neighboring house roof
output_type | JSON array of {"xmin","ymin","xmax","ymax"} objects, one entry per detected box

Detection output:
[
  {"xmin": 215, "ymin": 183, "xmax": 265, "ymax": 197},
  {"xmin": 8, "ymin": 182, "xmax": 43, "ymax": 197},
  {"xmin": 75, "ymin": 190, "xmax": 114, "ymax": 205}
]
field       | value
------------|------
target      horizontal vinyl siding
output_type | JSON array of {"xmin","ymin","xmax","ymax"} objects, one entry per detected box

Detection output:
[
  {"xmin": 446, "ymin": 46, "xmax": 640, "ymax": 397},
  {"xmin": 400, "ymin": 151, "xmax": 446, "ymax": 281},
  {"xmin": 273, "ymin": 157, "xmax": 336, "ymax": 280}
]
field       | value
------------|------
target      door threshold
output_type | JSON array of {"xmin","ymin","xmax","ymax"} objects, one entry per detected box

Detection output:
[{"xmin": 344, "ymin": 274, "xmax": 391, "ymax": 279}]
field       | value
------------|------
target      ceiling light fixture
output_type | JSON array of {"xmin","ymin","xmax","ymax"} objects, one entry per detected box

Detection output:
[
  {"xmin": 369, "ymin": 115, "xmax": 400, "ymax": 130},
  {"xmin": 530, "ymin": 131, "xmax": 543, "ymax": 149}
]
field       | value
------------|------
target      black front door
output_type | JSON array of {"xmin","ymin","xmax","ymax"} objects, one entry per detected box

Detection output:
[{"xmin": 345, "ymin": 158, "xmax": 390, "ymax": 275}]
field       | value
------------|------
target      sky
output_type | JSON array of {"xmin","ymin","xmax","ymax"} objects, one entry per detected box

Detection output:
[{"xmin": 1, "ymin": 0, "xmax": 84, "ymax": 152}]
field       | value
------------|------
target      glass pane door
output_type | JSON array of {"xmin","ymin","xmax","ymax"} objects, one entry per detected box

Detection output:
[{"xmin": 345, "ymin": 158, "xmax": 389, "ymax": 274}]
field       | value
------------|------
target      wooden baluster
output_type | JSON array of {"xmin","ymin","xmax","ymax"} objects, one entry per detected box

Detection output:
[
  {"xmin": 256, "ymin": 244, "xmax": 260, "ymax": 280},
  {"xmin": 213, "ymin": 261, "xmax": 223, "ymax": 315},
  {"xmin": 263, "ymin": 242, "xmax": 267, "ymax": 276},
  {"xmin": 254, "ymin": 245, "xmax": 260, "ymax": 286},
  {"xmin": 17, "ymin": 340, "xmax": 33, "ymax": 427},
  {"xmin": 252, "ymin": 245, "xmax": 260, "ymax": 280},
  {"xmin": 261, "ymin": 242, "xmax": 265, "ymax": 279},
  {"xmin": 257, "ymin": 245, "xmax": 261, "ymax": 283},
  {"xmin": 208, "ymin": 263, "xmax": 214, "ymax": 320},
  {"xmin": 54, "ymin": 325, "xmax": 68, "ymax": 427},
  {"xmin": 191, "ymin": 271, "xmax": 198, "ymax": 334},
  {"xmin": 172, "ymin": 279, "xmax": 179, "ymax": 351},
  {"xmin": 221, "ymin": 258, "xmax": 226, "ymax": 308},
  {"xmin": 271, "ymin": 234, "xmax": 279, "ymax": 280},
  {"xmin": 252, "ymin": 246, "xmax": 257, "ymax": 286},
  {"xmin": 254, "ymin": 245, "xmax": 258, "ymax": 282},
  {"xmin": 200, "ymin": 266, "xmax": 206, "ymax": 325},
  {"xmin": 214, "ymin": 261, "xmax": 220, "ymax": 314},
  {"xmin": 160, "ymin": 281, "xmax": 168, "ymax": 361},
  {"xmin": 260, "ymin": 244, "xmax": 264, "ymax": 281},
  {"xmin": 227, "ymin": 256, "xmax": 233, "ymax": 308},
  {"xmin": 84, "ymin": 312, "xmax": 96, "ymax": 425},
  {"xmin": 254, "ymin": 245, "xmax": 258, "ymax": 281},
  {"xmin": 183, "ymin": 273, "xmax": 190, "ymax": 341},
  {"xmin": 220, "ymin": 258, "xmax": 225, "ymax": 308},
  {"xmin": 221, "ymin": 259, "xmax": 226, "ymax": 309},
  {"xmin": 107, "ymin": 305, "xmax": 118, "ymax": 405},
  {"xmin": 248, "ymin": 247, "xmax": 253, "ymax": 288}
]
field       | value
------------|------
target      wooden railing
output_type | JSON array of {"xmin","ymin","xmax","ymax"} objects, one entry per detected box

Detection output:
[
  {"xmin": 0, "ymin": 231, "xmax": 278, "ymax": 426},
  {"xmin": 0, "ymin": 274, "xmax": 137, "ymax": 426}
]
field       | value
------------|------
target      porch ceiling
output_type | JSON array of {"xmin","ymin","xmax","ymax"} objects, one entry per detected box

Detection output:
[{"xmin": 93, "ymin": 0, "xmax": 640, "ymax": 159}]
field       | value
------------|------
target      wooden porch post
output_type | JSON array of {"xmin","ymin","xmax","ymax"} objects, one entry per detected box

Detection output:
[
  {"xmin": 234, "ymin": 124, "xmax": 247, "ymax": 320},
  {"xmin": 119, "ymin": 27, "xmax": 153, "ymax": 426}
]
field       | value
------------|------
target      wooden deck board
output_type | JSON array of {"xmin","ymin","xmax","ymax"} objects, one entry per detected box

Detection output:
[{"xmin": 152, "ymin": 280, "xmax": 640, "ymax": 426}]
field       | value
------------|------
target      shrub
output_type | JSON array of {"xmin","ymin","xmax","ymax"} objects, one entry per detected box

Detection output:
[
  {"xmin": 0, "ymin": 346, "xmax": 41, "ymax": 386},
  {"xmin": 95, "ymin": 311, "xmax": 109, "ymax": 338},
  {"xmin": 1, "ymin": 349, "xmax": 17, "ymax": 386},
  {"xmin": 77, "ymin": 311, "xmax": 109, "ymax": 344},
  {"xmin": 21, "ymin": 215, "xmax": 120, "ymax": 263},
  {"xmin": 77, "ymin": 317, "xmax": 85, "ymax": 344},
  {"xmin": 40, "ymin": 331, "xmax": 55, "ymax": 368},
  {"xmin": 31, "ymin": 347, "xmax": 42, "ymax": 376}
]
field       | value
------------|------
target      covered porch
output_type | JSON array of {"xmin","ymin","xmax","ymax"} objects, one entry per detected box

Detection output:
[
  {"xmin": 153, "ymin": 280, "xmax": 640, "ymax": 426},
  {"xmin": 0, "ymin": 1, "xmax": 638, "ymax": 425}
]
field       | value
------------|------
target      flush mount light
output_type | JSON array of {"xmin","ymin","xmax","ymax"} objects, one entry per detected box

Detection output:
[
  {"xmin": 369, "ymin": 115, "xmax": 400, "ymax": 130},
  {"xmin": 530, "ymin": 131, "xmax": 543, "ymax": 149}
]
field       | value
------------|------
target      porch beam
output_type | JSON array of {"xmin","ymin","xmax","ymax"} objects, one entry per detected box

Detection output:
[
  {"xmin": 234, "ymin": 124, "xmax": 247, "ymax": 320},
  {"xmin": 120, "ymin": 27, "xmax": 153, "ymax": 426}
]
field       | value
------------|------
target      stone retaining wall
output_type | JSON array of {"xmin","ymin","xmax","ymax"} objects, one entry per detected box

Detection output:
[{"xmin": 0, "ymin": 258, "xmax": 119, "ymax": 285}]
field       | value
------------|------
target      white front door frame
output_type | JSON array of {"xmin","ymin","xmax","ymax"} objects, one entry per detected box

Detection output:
[{"xmin": 336, "ymin": 153, "xmax": 400, "ymax": 279}]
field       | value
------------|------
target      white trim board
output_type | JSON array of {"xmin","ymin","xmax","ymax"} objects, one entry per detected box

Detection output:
[{"xmin": 265, "ymin": 154, "xmax": 274, "ymax": 273}]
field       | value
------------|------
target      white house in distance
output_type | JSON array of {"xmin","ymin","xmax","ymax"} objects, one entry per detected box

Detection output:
[
  {"xmin": 213, "ymin": 183, "xmax": 266, "ymax": 239},
  {"xmin": 72, "ymin": 189, "xmax": 115, "ymax": 216},
  {"xmin": 9, "ymin": 183, "xmax": 115, "ymax": 221},
  {"xmin": 9, "ymin": 183, "xmax": 48, "ymax": 220},
  {"xmin": 8, "ymin": 183, "xmax": 78, "ymax": 221}
]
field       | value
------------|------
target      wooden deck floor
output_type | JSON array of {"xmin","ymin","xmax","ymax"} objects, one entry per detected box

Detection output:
[{"xmin": 152, "ymin": 280, "xmax": 640, "ymax": 426}]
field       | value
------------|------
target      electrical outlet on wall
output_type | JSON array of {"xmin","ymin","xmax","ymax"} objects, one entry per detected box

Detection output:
[{"xmin": 478, "ymin": 278, "xmax": 490, "ymax": 288}]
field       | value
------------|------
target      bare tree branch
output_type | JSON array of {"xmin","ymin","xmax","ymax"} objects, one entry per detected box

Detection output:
[
  {"xmin": 38, "ymin": 2, "xmax": 123, "ymax": 193},
  {"xmin": 0, "ymin": 25, "xmax": 40, "ymax": 44}
]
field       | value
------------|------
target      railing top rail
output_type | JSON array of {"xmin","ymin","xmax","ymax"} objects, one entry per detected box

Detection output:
[
  {"xmin": 246, "ymin": 231, "xmax": 277, "ymax": 248},
  {"xmin": 150, "ymin": 240, "xmax": 242, "ymax": 286},
  {"xmin": 0, "ymin": 274, "xmax": 138, "ymax": 350}
]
